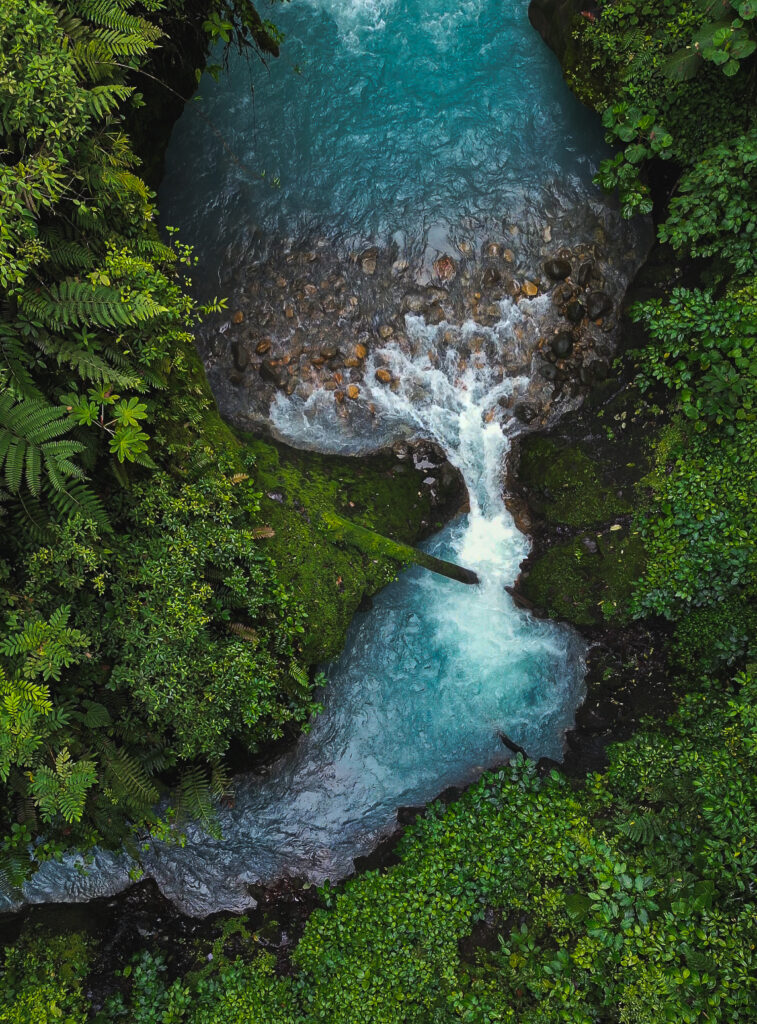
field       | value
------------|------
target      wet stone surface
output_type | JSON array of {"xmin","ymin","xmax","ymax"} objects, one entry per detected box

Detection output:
[{"xmin": 198, "ymin": 208, "xmax": 648, "ymax": 446}]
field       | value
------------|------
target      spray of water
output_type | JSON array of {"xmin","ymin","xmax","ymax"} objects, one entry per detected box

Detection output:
[{"xmin": 18, "ymin": 306, "xmax": 585, "ymax": 917}]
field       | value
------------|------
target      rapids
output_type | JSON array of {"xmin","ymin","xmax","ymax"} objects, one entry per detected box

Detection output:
[{"xmin": 3, "ymin": 0, "xmax": 653, "ymax": 917}]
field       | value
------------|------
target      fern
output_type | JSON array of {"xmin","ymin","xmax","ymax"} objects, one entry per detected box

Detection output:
[
  {"xmin": 33, "ymin": 332, "xmax": 144, "ymax": 388},
  {"xmin": 0, "ymin": 393, "xmax": 87, "ymax": 497},
  {"xmin": 96, "ymin": 738, "xmax": 159, "ymax": 815},
  {"xmin": 46, "ymin": 480, "xmax": 111, "ymax": 532},
  {"xmin": 175, "ymin": 765, "xmax": 223, "ymax": 840},
  {"xmin": 616, "ymin": 812, "xmax": 665, "ymax": 847},
  {"xmin": 0, "ymin": 325, "xmax": 42, "ymax": 399},
  {"xmin": 229, "ymin": 622, "xmax": 259, "ymax": 642},
  {"xmin": 29, "ymin": 748, "xmax": 97, "ymax": 823},
  {"xmin": 39, "ymin": 229, "xmax": 95, "ymax": 273},
  {"xmin": 20, "ymin": 280, "xmax": 167, "ymax": 330},
  {"xmin": 85, "ymin": 83, "xmax": 134, "ymax": 119}
]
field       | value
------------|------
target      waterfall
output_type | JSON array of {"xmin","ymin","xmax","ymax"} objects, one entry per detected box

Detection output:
[
  {"xmin": 6, "ymin": 0, "xmax": 654, "ymax": 918},
  {"xmin": 16, "ymin": 300, "xmax": 585, "ymax": 918}
]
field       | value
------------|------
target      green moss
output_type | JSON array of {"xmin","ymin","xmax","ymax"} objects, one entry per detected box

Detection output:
[
  {"xmin": 518, "ymin": 437, "xmax": 633, "ymax": 528},
  {"xmin": 159, "ymin": 351, "xmax": 440, "ymax": 664},
  {"xmin": 242, "ymin": 438, "xmax": 437, "ymax": 662},
  {"xmin": 520, "ymin": 529, "xmax": 647, "ymax": 627}
]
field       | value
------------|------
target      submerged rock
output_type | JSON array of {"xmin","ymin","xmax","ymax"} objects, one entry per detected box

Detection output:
[
  {"xmin": 544, "ymin": 257, "xmax": 571, "ymax": 280},
  {"xmin": 585, "ymin": 291, "xmax": 612, "ymax": 320},
  {"xmin": 550, "ymin": 331, "xmax": 573, "ymax": 357}
]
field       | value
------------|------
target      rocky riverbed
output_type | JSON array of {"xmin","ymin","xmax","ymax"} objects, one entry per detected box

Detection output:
[{"xmin": 200, "ymin": 199, "xmax": 649, "ymax": 444}]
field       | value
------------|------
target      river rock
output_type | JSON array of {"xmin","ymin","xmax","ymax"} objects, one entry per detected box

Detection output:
[
  {"xmin": 346, "ymin": 384, "xmax": 360, "ymax": 399},
  {"xmin": 577, "ymin": 259, "xmax": 596, "ymax": 288},
  {"xmin": 360, "ymin": 247, "xmax": 378, "ymax": 275},
  {"xmin": 433, "ymin": 255, "xmax": 457, "ymax": 281},
  {"xmin": 540, "ymin": 362, "xmax": 560, "ymax": 381},
  {"xmin": 551, "ymin": 282, "xmax": 575, "ymax": 307},
  {"xmin": 320, "ymin": 345, "xmax": 339, "ymax": 359},
  {"xmin": 355, "ymin": 343, "xmax": 368, "ymax": 359},
  {"xmin": 521, "ymin": 280, "xmax": 539, "ymax": 298},
  {"xmin": 232, "ymin": 310, "xmax": 244, "ymax": 324},
  {"xmin": 512, "ymin": 401, "xmax": 539, "ymax": 424},
  {"xmin": 565, "ymin": 299, "xmax": 584, "ymax": 324},
  {"xmin": 260, "ymin": 360, "xmax": 287, "ymax": 387},
  {"xmin": 585, "ymin": 291, "xmax": 612, "ymax": 320},
  {"xmin": 256, "ymin": 339, "xmax": 272, "ymax": 355},
  {"xmin": 550, "ymin": 331, "xmax": 573, "ymax": 357},
  {"xmin": 544, "ymin": 257, "xmax": 571, "ymax": 281},
  {"xmin": 426, "ymin": 304, "xmax": 445, "ymax": 325},
  {"xmin": 482, "ymin": 266, "xmax": 501, "ymax": 288},
  {"xmin": 231, "ymin": 340, "xmax": 249, "ymax": 371},
  {"xmin": 403, "ymin": 293, "xmax": 428, "ymax": 314},
  {"xmin": 378, "ymin": 325, "xmax": 394, "ymax": 339},
  {"xmin": 375, "ymin": 368, "xmax": 392, "ymax": 383}
]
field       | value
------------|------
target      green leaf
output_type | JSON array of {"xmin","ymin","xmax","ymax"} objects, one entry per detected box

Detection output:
[
  {"xmin": 625, "ymin": 143, "xmax": 648, "ymax": 164},
  {"xmin": 662, "ymin": 48, "xmax": 703, "ymax": 81},
  {"xmin": 731, "ymin": 38, "xmax": 756, "ymax": 57}
]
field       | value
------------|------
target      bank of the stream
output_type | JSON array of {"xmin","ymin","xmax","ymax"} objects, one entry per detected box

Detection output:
[{"xmin": 3, "ymin": 0, "xmax": 757, "ymax": 1016}]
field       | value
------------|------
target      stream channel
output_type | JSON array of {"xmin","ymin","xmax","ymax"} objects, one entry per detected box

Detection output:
[{"xmin": 7, "ymin": 0, "xmax": 651, "ymax": 918}]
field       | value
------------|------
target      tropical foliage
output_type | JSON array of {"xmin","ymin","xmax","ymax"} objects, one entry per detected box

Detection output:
[
  {"xmin": 1, "ymin": 0, "xmax": 756, "ymax": 1019},
  {"xmin": 0, "ymin": 0, "xmax": 317, "ymax": 889}
]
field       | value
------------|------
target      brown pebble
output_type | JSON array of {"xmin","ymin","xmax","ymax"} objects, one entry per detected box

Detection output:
[
  {"xmin": 522, "ymin": 280, "xmax": 539, "ymax": 298},
  {"xmin": 347, "ymin": 384, "xmax": 360, "ymax": 400},
  {"xmin": 378, "ymin": 326, "xmax": 394, "ymax": 339},
  {"xmin": 232, "ymin": 310, "xmax": 244, "ymax": 324},
  {"xmin": 256, "ymin": 339, "xmax": 271, "ymax": 355},
  {"xmin": 355, "ymin": 343, "xmax": 368, "ymax": 359},
  {"xmin": 375, "ymin": 368, "xmax": 392, "ymax": 383},
  {"xmin": 334, "ymin": 390, "xmax": 345, "ymax": 403},
  {"xmin": 343, "ymin": 357, "xmax": 361, "ymax": 368}
]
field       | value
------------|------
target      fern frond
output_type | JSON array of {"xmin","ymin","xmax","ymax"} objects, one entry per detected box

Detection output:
[
  {"xmin": 33, "ymin": 333, "xmax": 144, "ymax": 389},
  {"xmin": 20, "ymin": 280, "xmax": 166, "ymax": 330},
  {"xmin": 175, "ymin": 765, "xmax": 221, "ymax": 839},
  {"xmin": 229, "ymin": 622, "xmax": 258, "ymax": 642},
  {"xmin": 39, "ymin": 229, "xmax": 95, "ymax": 273},
  {"xmin": 0, "ymin": 394, "xmax": 85, "ymax": 497}
]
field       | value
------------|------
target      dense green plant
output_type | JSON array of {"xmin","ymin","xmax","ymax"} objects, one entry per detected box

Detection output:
[
  {"xmin": 6, "ymin": 668, "xmax": 755, "ymax": 1022},
  {"xmin": 0, "ymin": 0, "xmax": 317, "ymax": 885},
  {"xmin": 631, "ymin": 286, "xmax": 757, "ymax": 428},
  {"xmin": 0, "ymin": 931, "xmax": 90, "ymax": 1023},
  {"xmin": 657, "ymin": 129, "xmax": 757, "ymax": 273},
  {"xmin": 664, "ymin": 0, "xmax": 757, "ymax": 80}
]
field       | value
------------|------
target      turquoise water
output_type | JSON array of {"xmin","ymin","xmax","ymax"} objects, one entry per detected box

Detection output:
[
  {"xmin": 10, "ymin": 0, "xmax": 638, "ymax": 916},
  {"xmin": 160, "ymin": 0, "xmax": 608, "ymax": 267}
]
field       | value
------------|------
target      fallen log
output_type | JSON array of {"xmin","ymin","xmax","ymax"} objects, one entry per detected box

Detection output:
[{"xmin": 322, "ymin": 512, "xmax": 480, "ymax": 586}]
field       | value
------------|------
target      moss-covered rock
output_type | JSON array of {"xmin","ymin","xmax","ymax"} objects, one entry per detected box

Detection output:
[
  {"xmin": 520, "ymin": 528, "xmax": 647, "ymax": 627},
  {"xmin": 242, "ymin": 438, "xmax": 452, "ymax": 661},
  {"xmin": 163, "ymin": 347, "xmax": 460, "ymax": 664},
  {"xmin": 512, "ymin": 383, "xmax": 659, "ymax": 628},
  {"xmin": 517, "ymin": 437, "xmax": 633, "ymax": 527}
]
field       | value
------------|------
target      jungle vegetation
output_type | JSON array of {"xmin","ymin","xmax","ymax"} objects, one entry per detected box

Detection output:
[{"xmin": 1, "ymin": 0, "xmax": 756, "ymax": 1020}]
